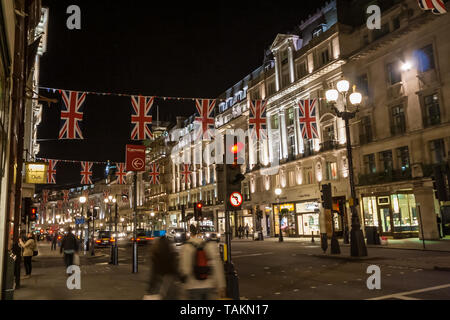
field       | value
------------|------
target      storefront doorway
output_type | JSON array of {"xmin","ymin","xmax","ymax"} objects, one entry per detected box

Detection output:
[{"xmin": 362, "ymin": 193, "xmax": 419, "ymax": 238}]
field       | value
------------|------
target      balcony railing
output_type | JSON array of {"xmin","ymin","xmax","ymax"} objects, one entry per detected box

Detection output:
[
  {"xmin": 320, "ymin": 140, "xmax": 339, "ymax": 152},
  {"xmin": 358, "ymin": 168, "xmax": 412, "ymax": 186}
]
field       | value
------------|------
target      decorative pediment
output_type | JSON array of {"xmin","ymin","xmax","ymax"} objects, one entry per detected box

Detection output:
[{"xmin": 270, "ymin": 34, "xmax": 299, "ymax": 52}]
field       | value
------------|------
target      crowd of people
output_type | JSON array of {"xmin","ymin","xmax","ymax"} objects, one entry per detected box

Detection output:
[{"xmin": 18, "ymin": 224, "xmax": 231, "ymax": 300}]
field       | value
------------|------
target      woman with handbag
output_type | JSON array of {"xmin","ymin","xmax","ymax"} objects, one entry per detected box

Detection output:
[{"xmin": 19, "ymin": 233, "xmax": 37, "ymax": 279}]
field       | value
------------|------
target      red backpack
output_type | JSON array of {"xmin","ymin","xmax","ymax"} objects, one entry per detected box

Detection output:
[{"xmin": 190, "ymin": 242, "xmax": 211, "ymax": 280}]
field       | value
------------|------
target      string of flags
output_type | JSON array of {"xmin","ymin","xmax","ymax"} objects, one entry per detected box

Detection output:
[
  {"xmin": 36, "ymin": 157, "xmax": 162, "ymax": 186},
  {"xmin": 39, "ymin": 86, "xmax": 229, "ymax": 102}
]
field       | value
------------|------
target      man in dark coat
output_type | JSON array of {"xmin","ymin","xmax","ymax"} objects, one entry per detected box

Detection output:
[{"xmin": 60, "ymin": 227, "xmax": 79, "ymax": 270}]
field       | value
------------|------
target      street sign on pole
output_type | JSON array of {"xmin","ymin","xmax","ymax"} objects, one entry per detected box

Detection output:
[{"xmin": 126, "ymin": 145, "xmax": 146, "ymax": 172}]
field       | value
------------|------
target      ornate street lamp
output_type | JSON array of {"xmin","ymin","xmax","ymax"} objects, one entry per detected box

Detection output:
[{"xmin": 326, "ymin": 79, "xmax": 367, "ymax": 257}]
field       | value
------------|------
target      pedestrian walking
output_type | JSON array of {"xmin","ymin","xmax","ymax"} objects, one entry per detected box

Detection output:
[
  {"xmin": 19, "ymin": 233, "xmax": 36, "ymax": 279},
  {"xmin": 148, "ymin": 236, "xmax": 180, "ymax": 299},
  {"xmin": 179, "ymin": 229, "xmax": 226, "ymax": 300},
  {"xmin": 51, "ymin": 233, "xmax": 58, "ymax": 251},
  {"xmin": 238, "ymin": 225, "xmax": 243, "ymax": 239},
  {"xmin": 245, "ymin": 224, "xmax": 249, "ymax": 239},
  {"xmin": 437, "ymin": 215, "xmax": 443, "ymax": 238},
  {"xmin": 60, "ymin": 227, "xmax": 79, "ymax": 272}
]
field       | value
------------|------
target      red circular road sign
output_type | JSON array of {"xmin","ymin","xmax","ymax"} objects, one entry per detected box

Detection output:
[{"xmin": 229, "ymin": 192, "xmax": 243, "ymax": 207}]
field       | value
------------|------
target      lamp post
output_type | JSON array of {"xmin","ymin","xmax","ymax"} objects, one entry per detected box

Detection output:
[
  {"xmin": 326, "ymin": 79, "xmax": 367, "ymax": 257},
  {"xmin": 104, "ymin": 196, "xmax": 118, "ymax": 264},
  {"xmin": 275, "ymin": 188, "xmax": 283, "ymax": 242},
  {"xmin": 79, "ymin": 196, "xmax": 87, "ymax": 251}
]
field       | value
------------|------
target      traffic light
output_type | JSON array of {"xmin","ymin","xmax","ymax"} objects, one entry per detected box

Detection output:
[
  {"xmin": 432, "ymin": 165, "xmax": 448, "ymax": 202},
  {"xmin": 225, "ymin": 164, "xmax": 245, "ymax": 211},
  {"xmin": 321, "ymin": 183, "xmax": 332, "ymax": 210},
  {"xmin": 22, "ymin": 198, "xmax": 32, "ymax": 224},
  {"xmin": 29, "ymin": 207, "xmax": 37, "ymax": 222},
  {"xmin": 194, "ymin": 202, "xmax": 203, "ymax": 221}
]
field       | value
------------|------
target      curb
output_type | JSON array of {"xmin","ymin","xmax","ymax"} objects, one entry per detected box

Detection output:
[{"xmin": 434, "ymin": 266, "xmax": 450, "ymax": 272}]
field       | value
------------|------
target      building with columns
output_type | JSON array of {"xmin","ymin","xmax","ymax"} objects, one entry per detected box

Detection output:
[{"xmin": 342, "ymin": 0, "xmax": 450, "ymax": 240}]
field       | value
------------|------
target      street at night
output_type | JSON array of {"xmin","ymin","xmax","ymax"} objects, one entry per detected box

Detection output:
[{"xmin": 0, "ymin": 0, "xmax": 450, "ymax": 315}]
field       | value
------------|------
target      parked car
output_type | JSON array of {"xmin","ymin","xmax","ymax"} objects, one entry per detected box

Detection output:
[
  {"xmin": 166, "ymin": 227, "xmax": 189, "ymax": 244},
  {"xmin": 198, "ymin": 225, "xmax": 220, "ymax": 242}
]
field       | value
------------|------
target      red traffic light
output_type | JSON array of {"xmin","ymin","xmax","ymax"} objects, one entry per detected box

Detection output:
[
  {"xmin": 31, "ymin": 208, "xmax": 37, "ymax": 214},
  {"xmin": 196, "ymin": 202, "xmax": 203, "ymax": 209},
  {"xmin": 230, "ymin": 142, "xmax": 244, "ymax": 154}
]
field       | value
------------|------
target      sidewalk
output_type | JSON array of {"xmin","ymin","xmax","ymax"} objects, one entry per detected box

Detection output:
[
  {"xmin": 233, "ymin": 235, "xmax": 450, "ymax": 252},
  {"xmin": 13, "ymin": 243, "xmax": 150, "ymax": 300}
]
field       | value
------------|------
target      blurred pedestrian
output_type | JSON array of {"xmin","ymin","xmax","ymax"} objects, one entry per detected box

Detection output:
[
  {"xmin": 60, "ymin": 227, "xmax": 79, "ymax": 272},
  {"xmin": 51, "ymin": 233, "xmax": 58, "ymax": 251},
  {"xmin": 179, "ymin": 229, "xmax": 226, "ymax": 300},
  {"xmin": 19, "ymin": 233, "xmax": 36, "ymax": 279},
  {"xmin": 148, "ymin": 236, "xmax": 180, "ymax": 299},
  {"xmin": 238, "ymin": 225, "xmax": 243, "ymax": 239},
  {"xmin": 245, "ymin": 224, "xmax": 249, "ymax": 239},
  {"xmin": 437, "ymin": 215, "xmax": 443, "ymax": 238}
]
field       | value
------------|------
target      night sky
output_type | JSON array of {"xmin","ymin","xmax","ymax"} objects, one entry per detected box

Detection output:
[{"xmin": 38, "ymin": 0, "xmax": 328, "ymax": 188}]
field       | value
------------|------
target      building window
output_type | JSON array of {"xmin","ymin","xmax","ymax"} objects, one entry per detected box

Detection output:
[
  {"xmin": 296, "ymin": 61, "xmax": 307, "ymax": 79},
  {"xmin": 396, "ymin": 146, "xmax": 410, "ymax": 172},
  {"xmin": 387, "ymin": 62, "xmax": 402, "ymax": 85},
  {"xmin": 379, "ymin": 150, "xmax": 393, "ymax": 173},
  {"xmin": 320, "ymin": 48, "xmax": 330, "ymax": 66},
  {"xmin": 288, "ymin": 135, "xmax": 295, "ymax": 160},
  {"xmin": 392, "ymin": 17, "xmax": 400, "ymax": 30},
  {"xmin": 430, "ymin": 139, "xmax": 446, "ymax": 164},
  {"xmin": 391, "ymin": 105, "xmax": 406, "ymax": 136},
  {"xmin": 359, "ymin": 116, "xmax": 373, "ymax": 145},
  {"xmin": 326, "ymin": 162, "xmax": 338, "ymax": 180},
  {"xmin": 286, "ymin": 107, "xmax": 294, "ymax": 126},
  {"xmin": 357, "ymin": 73, "xmax": 369, "ymax": 97},
  {"xmin": 303, "ymin": 139, "xmax": 314, "ymax": 157},
  {"xmin": 271, "ymin": 114, "xmax": 279, "ymax": 130},
  {"xmin": 363, "ymin": 154, "xmax": 376, "ymax": 174},
  {"xmin": 322, "ymin": 124, "xmax": 335, "ymax": 142},
  {"xmin": 423, "ymin": 93, "xmax": 441, "ymax": 127},
  {"xmin": 416, "ymin": 44, "xmax": 435, "ymax": 73},
  {"xmin": 267, "ymin": 81, "xmax": 276, "ymax": 96}
]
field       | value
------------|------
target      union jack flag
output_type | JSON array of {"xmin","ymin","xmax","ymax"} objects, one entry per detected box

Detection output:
[
  {"xmin": 63, "ymin": 190, "xmax": 70, "ymax": 203},
  {"xmin": 195, "ymin": 99, "xmax": 216, "ymax": 140},
  {"xmin": 115, "ymin": 163, "xmax": 127, "ymax": 185},
  {"xmin": 73, "ymin": 201, "xmax": 79, "ymax": 211},
  {"xmin": 299, "ymin": 99, "xmax": 319, "ymax": 140},
  {"xmin": 103, "ymin": 190, "xmax": 110, "ymax": 199},
  {"xmin": 249, "ymin": 100, "xmax": 268, "ymax": 140},
  {"xmin": 418, "ymin": 0, "xmax": 447, "ymax": 14},
  {"xmin": 57, "ymin": 200, "xmax": 63, "ymax": 210},
  {"xmin": 59, "ymin": 90, "xmax": 86, "ymax": 139},
  {"xmin": 42, "ymin": 189, "xmax": 49, "ymax": 204},
  {"xmin": 149, "ymin": 163, "xmax": 160, "ymax": 185},
  {"xmin": 180, "ymin": 164, "xmax": 192, "ymax": 185},
  {"xmin": 80, "ymin": 161, "xmax": 93, "ymax": 185},
  {"xmin": 131, "ymin": 95, "xmax": 154, "ymax": 140},
  {"xmin": 46, "ymin": 160, "xmax": 58, "ymax": 184}
]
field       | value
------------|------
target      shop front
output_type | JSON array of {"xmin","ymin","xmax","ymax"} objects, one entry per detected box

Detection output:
[
  {"xmin": 273, "ymin": 200, "xmax": 321, "ymax": 237},
  {"xmin": 362, "ymin": 192, "xmax": 419, "ymax": 238}
]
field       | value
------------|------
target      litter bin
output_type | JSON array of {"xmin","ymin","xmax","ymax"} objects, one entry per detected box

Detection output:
[{"xmin": 2, "ymin": 251, "xmax": 16, "ymax": 300}]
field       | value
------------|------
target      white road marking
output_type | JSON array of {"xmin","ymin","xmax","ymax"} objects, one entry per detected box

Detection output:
[
  {"xmin": 234, "ymin": 252, "xmax": 274, "ymax": 258},
  {"xmin": 274, "ymin": 292, "xmax": 281, "ymax": 295},
  {"xmin": 293, "ymin": 289, "xmax": 299, "ymax": 292},
  {"xmin": 368, "ymin": 283, "xmax": 450, "ymax": 300},
  {"xmin": 310, "ymin": 286, "xmax": 316, "ymax": 289}
]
